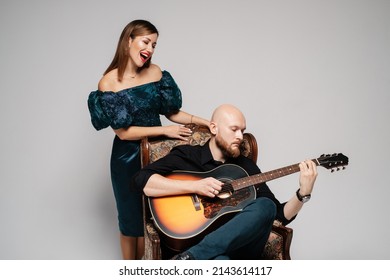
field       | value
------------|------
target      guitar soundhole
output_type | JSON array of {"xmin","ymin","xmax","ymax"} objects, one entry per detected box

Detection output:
[
  {"xmin": 201, "ymin": 177, "xmax": 254, "ymax": 219},
  {"xmin": 218, "ymin": 181, "xmax": 233, "ymax": 199}
]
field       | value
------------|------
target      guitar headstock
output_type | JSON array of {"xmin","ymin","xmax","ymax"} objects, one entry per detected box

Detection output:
[{"xmin": 317, "ymin": 153, "xmax": 349, "ymax": 172}]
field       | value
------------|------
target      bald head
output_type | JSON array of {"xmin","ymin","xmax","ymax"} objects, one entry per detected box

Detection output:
[
  {"xmin": 209, "ymin": 104, "xmax": 246, "ymax": 160},
  {"xmin": 211, "ymin": 104, "xmax": 246, "ymax": 127}
]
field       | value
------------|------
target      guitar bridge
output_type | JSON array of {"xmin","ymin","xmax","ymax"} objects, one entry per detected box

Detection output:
[{"xmin": 191, "ymin": 194, "xmax": 201, "ymax": 211}]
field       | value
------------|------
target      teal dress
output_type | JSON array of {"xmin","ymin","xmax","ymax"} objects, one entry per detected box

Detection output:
[{"xmin": 87, "ymin": 71, "xmax": 182, "ymax": 236}]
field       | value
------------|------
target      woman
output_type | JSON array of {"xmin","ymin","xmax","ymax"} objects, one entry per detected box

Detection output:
[{"xmin": 87, "ymin": 19, "xmax": 209, "ymax": 260}]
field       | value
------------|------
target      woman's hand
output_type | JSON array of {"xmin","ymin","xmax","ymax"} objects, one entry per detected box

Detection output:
[{"xmin": 163, "ymin": 125, "xmax": 192, "ymax": 140}]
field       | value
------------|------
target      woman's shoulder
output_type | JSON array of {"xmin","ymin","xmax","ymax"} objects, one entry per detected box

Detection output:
[
  {"xmin": 98, "ymin": 70, "xmax": 117, "ymax": 91},
  {"xmin": 96, "ymin": 65, "xmax": 172, "ymax": 92},
  {"xmin": 141, "ymin": 64, "xmax": 163, "ymax": 80},
  {"xmin": 148, "ymin": 63, "xmax": 162, "ymax": 73},
  {"xmin": 142, "ymin": 64, "xmax": 174, "ymax": 80}
]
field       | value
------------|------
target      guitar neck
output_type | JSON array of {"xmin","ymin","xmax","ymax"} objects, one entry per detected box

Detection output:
[{"xmin": 231, "ymin": 158, "xmax": 319, "ymax": 191}]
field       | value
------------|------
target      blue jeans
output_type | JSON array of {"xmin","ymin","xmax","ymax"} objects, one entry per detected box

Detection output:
[{"xmin": 188, "ymin": 197, "xmax": 276, "ymax": 260}]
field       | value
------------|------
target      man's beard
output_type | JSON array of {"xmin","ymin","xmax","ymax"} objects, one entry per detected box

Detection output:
[{"xmin": 215, "ymin": 135, "xmax": 241, "ymax": 158}]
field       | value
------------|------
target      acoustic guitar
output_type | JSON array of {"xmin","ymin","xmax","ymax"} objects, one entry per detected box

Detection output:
[{"xmin": 148, "ymin": 153, "xmax": 348, "ymax": 251}]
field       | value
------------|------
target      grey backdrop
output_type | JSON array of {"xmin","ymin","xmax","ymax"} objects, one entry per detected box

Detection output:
[{"xmin": 1, "ymin": 0, "xmax": 389, "ymax": 259}]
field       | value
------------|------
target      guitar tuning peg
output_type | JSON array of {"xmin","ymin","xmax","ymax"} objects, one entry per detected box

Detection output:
[
  {"xmin": 331, "ymin": 169, "xmax": 335, "ymax": 173},
  {"xmin": 336, "ymin": 168, "xmax": 340, "ymax": 171},
  {"xmin": 342, "ymin": 167, "xmax": 346, "ymax": 170}
]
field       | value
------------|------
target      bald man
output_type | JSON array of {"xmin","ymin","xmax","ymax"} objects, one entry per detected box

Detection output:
[{"xmin": 132, "ymin": 104, "xmax": 317, "ymax": 260}]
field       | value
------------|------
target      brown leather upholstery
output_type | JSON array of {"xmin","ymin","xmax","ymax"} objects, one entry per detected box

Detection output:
[{"xmin": 140, "ymin": 124, "xmax": 293, "ymax": 260}]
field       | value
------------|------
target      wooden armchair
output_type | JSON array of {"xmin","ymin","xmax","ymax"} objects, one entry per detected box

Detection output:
[{"xmin": 140, "ymin": 124, "xmax": 293, "ymax": 260}]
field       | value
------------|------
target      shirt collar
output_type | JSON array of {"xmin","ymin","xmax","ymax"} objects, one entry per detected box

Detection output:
[
  {"xmin": 200, "ymin": 140, "xmax": 225, "ymax": 165},
  {"xmin": 200, "ymin": 140, "xmax": 216, "ymax": 165}
]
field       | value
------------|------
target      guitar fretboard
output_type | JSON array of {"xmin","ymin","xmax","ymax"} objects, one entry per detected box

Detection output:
[{"xmin": 228, "ymin": 158, "xmax": 320, "ymax": 191}]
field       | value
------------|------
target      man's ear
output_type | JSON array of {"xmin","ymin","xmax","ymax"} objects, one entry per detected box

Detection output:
[{"xmin": 209, "ymin": 122, "xmax": 217, "ymax": 135}]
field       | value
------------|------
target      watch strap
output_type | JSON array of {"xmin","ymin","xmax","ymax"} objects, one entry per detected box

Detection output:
[{"xmin": 296, "ymin": 188, "xmax": 311, "ymax": 203}]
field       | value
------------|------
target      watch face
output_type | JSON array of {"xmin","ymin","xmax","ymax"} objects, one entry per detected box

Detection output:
[{"xmin": 301, "ymin": 196, "xmax": 311, "ymax": 203}]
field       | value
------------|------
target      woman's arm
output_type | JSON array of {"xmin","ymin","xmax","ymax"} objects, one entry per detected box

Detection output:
[
  {"xmin": 166, "ymin": 110, "xmax": 210, "ymax": 128},
  {"xmin": 114, "ymin": 125, "xmax": 192, "ymax": 141},
  {"xmin": 115, "ymin": 110, "xmax": 210, "ymax": 141}
]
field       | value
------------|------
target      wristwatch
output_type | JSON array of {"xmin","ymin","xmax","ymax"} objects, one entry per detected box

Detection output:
[{"xmin": 296, "ymin": 188, "xmax": 311, "ymax": 203}]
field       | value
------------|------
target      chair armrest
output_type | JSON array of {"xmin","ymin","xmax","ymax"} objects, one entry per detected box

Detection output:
[
  {"xmin": 144, "ymin": 220, "xmax": 162, "ymax": 260},
  {"xmin": 143, "ymin": 194, "xmax": 162, "ymax": 260},
  {"xmin": 262, "ymin": 220, "xmax": 293, "ymax": 260}
]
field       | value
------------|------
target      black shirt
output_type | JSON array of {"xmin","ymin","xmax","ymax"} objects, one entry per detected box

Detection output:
[{"xmin": 132, "ymin": 141, "xmax": 295, "ymax": 225}]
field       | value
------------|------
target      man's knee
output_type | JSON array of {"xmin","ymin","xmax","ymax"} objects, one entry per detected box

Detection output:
[{"xmin": 252, "ymin": 197, "xmax": 277, "ymax": 222}]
